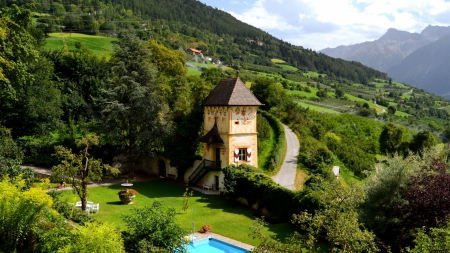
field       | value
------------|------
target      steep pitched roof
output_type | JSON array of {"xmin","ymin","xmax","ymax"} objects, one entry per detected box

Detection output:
[
  {"xmin": 197, "ymin": 123, "xmax": 224, "ymax": 144},
  {"xmin": 202, "ymin": 78, "xmax": 263, "ymax": 106}
]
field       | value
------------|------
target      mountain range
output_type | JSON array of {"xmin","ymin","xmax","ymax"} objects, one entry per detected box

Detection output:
[{"xmin": 320, "ymin": 25, "xmax": 450, "ymax": 98}]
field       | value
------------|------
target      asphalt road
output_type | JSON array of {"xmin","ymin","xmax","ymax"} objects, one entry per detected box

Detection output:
[{"xmin": 271, "ymin": 124, "xmax": 299, "ymax": 190}]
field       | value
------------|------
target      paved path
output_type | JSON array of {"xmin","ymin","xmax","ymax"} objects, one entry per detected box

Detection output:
[{"xmin": 271, "ymin": 124, "xmax": 299, "ymax": 190}]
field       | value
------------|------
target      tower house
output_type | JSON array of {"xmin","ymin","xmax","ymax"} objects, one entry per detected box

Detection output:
[{"xmin": 188, "ymin": 78, "xmax": 263, "ymax": 190}]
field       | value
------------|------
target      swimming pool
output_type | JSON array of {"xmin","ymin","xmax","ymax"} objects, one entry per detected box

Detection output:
[{"xmin": 187, "ymin": 237, "xmax": 251, "ymax": 253}]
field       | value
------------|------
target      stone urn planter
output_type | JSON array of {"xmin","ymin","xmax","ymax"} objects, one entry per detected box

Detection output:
[{"xmin": 118, "ymin": 188, "xmax": 138, "ymax": 204}]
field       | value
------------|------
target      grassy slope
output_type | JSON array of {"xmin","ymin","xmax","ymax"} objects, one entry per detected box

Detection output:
[{"xmin": 44, "ymin": 33, "xmax": 117, "ymax": 59}]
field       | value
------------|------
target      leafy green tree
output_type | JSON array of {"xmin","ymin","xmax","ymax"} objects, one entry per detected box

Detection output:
[
  {"xmin": 408, "ymin": 222, "xmax": 450, "ymax": 253},
  {"xmin": 52, "ymin": 134, "xmax": 119, "ymax": 211},
  {"xmin": 0, "ymin": 5, "xmax": 62, "ymax": 137},
  {"xmin": 294, "ymin": 179, "xmax": 379, "ymax": 253},
  {"xmin": 250, "ymin": 174, "xmax": 381, "ymax": 252},
  {"xmin": 147, "ymin": 40, "xmax": 187, "ymax": 77},
  {"xmin": 163, "ymin": 76, "xmax": 213, "ymax": 178},
  {"xmin": 379, "ymin": 122, "xmax": 404, "ymax": 154},
  {"xmin": 335, "ymin": 87, "xmax": 345, "ymax": 98},
  {"xmin": 122, "ymin": 200, "xmax": 188, "ymax": 253},
  {"xmin": 409, "ymin": 130, "xmax": 438, "ymax": 154},
  {"xmin": 0, "ymin": 5, "xmax": 39, "ymax": 99},
  {"xmin": 387, "ymin": 105, "xmax": 397, "ymax": 114},
  {"xmin": 200, "ymin": 67, "xmax": 222, "ymax": 86},
  {"xmin": 360, "ymin": 152, "xmax": 441, "ymax": 251},
  {"xmin": 101, "ymin": 33, "xmax": 171, "ymax": 175},
  {"xmin": 44, "ymin": 49, "xmax": 109, "ymax": 124},
  {"xmin": 0, "ymin": 126, "xmax": 36, "ymax": 188}
]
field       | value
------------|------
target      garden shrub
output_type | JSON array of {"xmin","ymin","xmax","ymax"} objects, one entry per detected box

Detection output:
[
  {"xmin": 122, "ymin": 200, "xmax": 187, "ymax": 253},
  {"xmin": 223, "ymin": 164, "xmax": 305, "ymax": 222},
  {"xmin": 39, "ymin": 222, "xmax": 125, "ymax": 253},
  {"xmin": 0, "ymin": 156, "xmax": 36, "ymax": 188},
  {"xmin": 53, "ymin": 201, "xmax": 94, "ymax": 225},
  {"xmin": 259, "ymin": 110, "xmax": 286, "ymax": 172},
  {"xmin": 0, "ymin": 176, "xmax": 52, "ymax": 252}
]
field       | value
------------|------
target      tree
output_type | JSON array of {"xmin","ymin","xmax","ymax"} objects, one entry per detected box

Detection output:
[
  {"xmin": 249, "ymin": 174, "xmax": 381, "ymax": 252},
  {"xmin": 0, "ymin": 5, "xmax": 62, "ymax": 137},
  {"xmin": 0, "ymin": 5, "xmax": 39, "ymax": 99},
  {"xmin": 379, "ymin": 122, "xmax": 404, "ymax": 154},
  {"xmin": 335, "ymin": 88, "xmax": 345, "ymax": 98},
  {"xmin": 162, "ymin": 75, "xmax": 213, "ymax": 179},
  {"xmin": 52, "ymin": 134, "xmax": 119, "ymax": 211},
  {"xmin": 294, "ymin": 179, "xmax": 379, "ymax": 253},
  {"xmin": 408, "ymin": 221, "xmax": 450, "ymax": 253},
  {"xmin": 0, "ymin": 126, "xmax": 35, "ymax": 188},
  {"xmin": 395, "ymin": 158, "xmax": 450, "ymax": 246},
  {"xmin": 101, "ymin": 33, "xmax": 171, "ymax": 175},
  {"xmin": 387, "ymin": 105, "xmax": 396, "ymax": 114},
  {"xmin": 250, "ymin": 77, "xmax": 276, "ymax": 109},
  {"xmin": 409, "ymin": 130, "xmax": 438, "ymax": 154},
  {"xmin": 200, "ymin": 67, "xmax": 222, "ymax": 86},
  {"xmin": 122, "ymin": 200, "xmax": 188, "ymax": 253},
  {"xmin": 146, "ymin": 40, "xmax": 187, "ymax": 77},
  {"xmin": 360, "ymin": 150, "xmax": 443, "ymax": 251}
]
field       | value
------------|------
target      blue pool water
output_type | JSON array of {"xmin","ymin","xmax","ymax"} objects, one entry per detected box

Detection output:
[{"xmin": 187, "ymin": 238, "xmax": 251, "ymax": 253}]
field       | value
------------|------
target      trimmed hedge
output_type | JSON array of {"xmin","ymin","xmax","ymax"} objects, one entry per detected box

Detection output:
[
  {"xmin": 223, "ymin": 164, "xmax": 307, "ymax": 222},
  {"xmin": 259, "ymin": 110, "xmax": 287, "ymax": 172}
]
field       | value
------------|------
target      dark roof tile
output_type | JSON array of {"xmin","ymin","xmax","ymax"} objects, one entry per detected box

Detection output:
[{"xmin": 202, "ymin": 78, "xmax": 263, "ymax": 106}]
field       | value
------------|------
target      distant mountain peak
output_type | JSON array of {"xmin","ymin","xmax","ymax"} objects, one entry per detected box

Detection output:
[
  {"xmin": 420, "ymin": 25, "xmax": 450, "ymax": 41},
  {"xmin": 379, "ymin": 28, "xmax": 420, "ymax": 42}
]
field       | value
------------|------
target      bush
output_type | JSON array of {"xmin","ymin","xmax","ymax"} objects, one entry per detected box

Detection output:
[
  {"xmin": 53, "ymin": 201, "xmax": 94, "ymax": 225},
  {"xmin": 122, "ymin": 201, "xmax": 187, "ymax": 253},
  {"xmin": 223, "ymin": 164, "xmax": 304, "ymax": 222},
  {"xmin": 259, "ymin": 110, "xmax": 286, "ymax": 171},
  {"xmin": 39, "ymin": 222, "xmax": 125, "ymax": 253}
]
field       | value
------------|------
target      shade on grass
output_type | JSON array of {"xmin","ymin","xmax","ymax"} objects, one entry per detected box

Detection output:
[{"xmin": 59, "ymin": 179, "xmax": 298, "ymax": 246}]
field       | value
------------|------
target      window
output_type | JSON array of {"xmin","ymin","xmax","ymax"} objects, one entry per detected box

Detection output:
[{"xmin": 238, "ymin": 148, "xmax": 247, "ymax": 161}]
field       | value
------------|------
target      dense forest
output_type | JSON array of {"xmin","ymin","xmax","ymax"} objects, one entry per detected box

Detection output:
[{"xmin": 3, "ymin": 1, "xmax": 450, "ymax": 252}]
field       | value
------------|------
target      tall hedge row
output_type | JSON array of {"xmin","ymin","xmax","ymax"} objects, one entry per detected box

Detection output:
[
  {"xmin": 223, "ymin": 164, "xmax": 306, "ymax": 222},
  {"xmin": 259, "ymin": 110, "xmax": 286, "ymax": 172}
]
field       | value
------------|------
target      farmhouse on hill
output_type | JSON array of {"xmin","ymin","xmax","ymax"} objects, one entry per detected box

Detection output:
[{"xmin": 187, "ymin": 48, "xmax": 203, "ymax": 56}]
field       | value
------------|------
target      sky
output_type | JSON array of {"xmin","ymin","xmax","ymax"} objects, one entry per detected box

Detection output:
[{"xmin": 197, "ymin": 0, "xmax": 450, "ymax": 51}]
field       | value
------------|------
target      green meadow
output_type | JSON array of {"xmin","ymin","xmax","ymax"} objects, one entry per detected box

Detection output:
[{"xmin": 45, "ymin": 33, "xmax": 117, "ymax": 59}]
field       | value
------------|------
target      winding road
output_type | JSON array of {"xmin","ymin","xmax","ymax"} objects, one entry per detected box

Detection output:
[{"xmin": 271, "ymin": 124, "xmax": 299, "ymax": 190}]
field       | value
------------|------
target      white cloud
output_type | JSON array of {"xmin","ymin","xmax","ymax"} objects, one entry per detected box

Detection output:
[{"xmin": 199, "ymin": 0, "xmax": 450, "ymax": 50}]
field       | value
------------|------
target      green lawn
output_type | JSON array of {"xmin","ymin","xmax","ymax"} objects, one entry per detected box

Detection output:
[
  {"xmin": 59, "ymin": 180, "xmax": 297, "ymax": 246},
  {"xmin": 45, "ymin": 33, "xmax": 117, "ymax": 59}
]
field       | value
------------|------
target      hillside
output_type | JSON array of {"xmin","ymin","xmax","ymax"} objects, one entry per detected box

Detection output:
[{"xmin": 3, "ymin": 0, "xmax": 387, "ymax": 85}]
